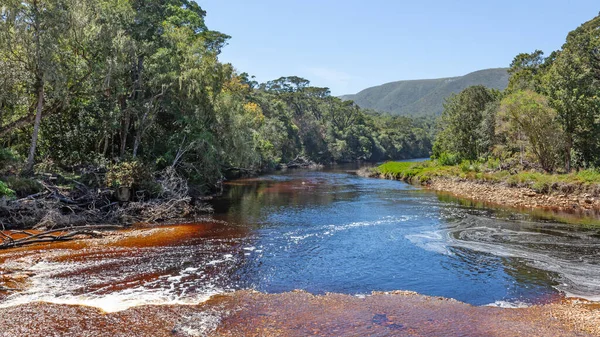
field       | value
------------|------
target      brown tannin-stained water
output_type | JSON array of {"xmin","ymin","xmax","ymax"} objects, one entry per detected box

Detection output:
[{"xmin": 1, "ymin": 166, "xmax": 600, "ymax": 336}]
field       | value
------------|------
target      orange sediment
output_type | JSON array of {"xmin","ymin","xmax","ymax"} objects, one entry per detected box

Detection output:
[{"xmin": 0, "ymin": 290, "xmax": 598, "ymax": 336}]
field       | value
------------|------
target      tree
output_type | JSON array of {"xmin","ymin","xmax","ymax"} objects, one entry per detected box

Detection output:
[
  {"xmin": 1, "ymin": 0, "xmax": 69, "ymax": 172},
  {"xmin": 433, "ymin": 86, "xmax": 499, "ymax": 160},
  {"xmin": 542, "ymin": 14, "xmax": 600, "ymax": 170},
  {"xmin": 506, "ymin": 50, "xmax": 545, "ymax": 94},
  {"xmin": 498, "ymin": 91, "xmax": 563, "ymax": 172}
]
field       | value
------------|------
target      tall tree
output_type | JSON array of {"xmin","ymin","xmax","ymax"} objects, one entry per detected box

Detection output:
[
  {"xmin": 433, "ymin": 85, "xmax": 499, "ymax": 160},
  {"xmin": 543, "ymin": 14, "xmax": 600, "ymax": 170},
  {"xmin": 498, "ymin": 90, "xmax": 563, "ymax": 172},
  {"xmin": 506, "ymin": 50, "xmax": 545, "ymax": 93}
]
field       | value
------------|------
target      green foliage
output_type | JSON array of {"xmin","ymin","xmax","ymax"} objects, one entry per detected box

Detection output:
[
  {"xmin": 0, "ymin": 181, "xmax": 16, "ymax": 199},
  {"xmin": 379, "ymin": 160, "xmax": 600, "ymax": 194},
  {"xmin": 4, "ymin": 176, "xmax": 43, "ymax": 197},
  {"xmin": 433, "ymin": 85, "xmax": 500, "ymax": 160},
  {"xmin": 437, "ymin": 152, "xmax": 460, "ymax": 166},
  {"xmin": 498, "ymin": 90, "xmax": 564, "ymax": 172},
  {"xmin": 542, "ymin": 14, "xmax": 600, "ymax": 170},
  {"xmin": 460, "ymin": 161, "xmax": 481, "ymax": 173},
  {"xmin": 0, "ymin": 148, "xmax": 21, "ymax": 173},
  {"xmin": 430, "ymin": 14, "xmax": 600, "ymax": 176},
  {"xmin": 506, "ymin": 50, "xmax": 545, "ymax": 93},
  {"xmin": 105, "ymin": 161, "xmax": 152, "ymax": 188},
  {"xmin": 0, "ymin": 0, "xmax": 438, "ymax": 191},
  {"xmin": 577, "ymin": 169, "xmax": 600, "ymax": 183}
]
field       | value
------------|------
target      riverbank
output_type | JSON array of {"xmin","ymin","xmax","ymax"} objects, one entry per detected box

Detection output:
[
  {"xmin": 0, "ymin": 290, "xmax": 598, "ymax": 336},
  {"xmin": 359, "ymin": 161, "xmax": 600, "ymax": 217}
]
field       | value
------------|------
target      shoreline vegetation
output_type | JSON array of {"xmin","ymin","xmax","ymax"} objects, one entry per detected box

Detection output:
[
  {"xmin": 0, "ymin": 0, "xmax": 433, "ymax": 242},
  {"xmin": 359, "ymin": 160, "xmax": 600, "ymax": 218}
]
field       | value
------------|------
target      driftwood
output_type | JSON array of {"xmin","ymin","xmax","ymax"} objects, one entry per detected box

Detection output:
[
  {"xmin": 0, "ymin": 169, "xmax": 212, "ymax": 231},
  {"xmin": 0, "ymin": 225, "xmax": 123, "ymax": 249}
]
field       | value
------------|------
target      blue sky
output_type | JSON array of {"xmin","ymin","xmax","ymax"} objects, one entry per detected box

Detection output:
[{"xmin": 200, "ymin": 1, "xmax": 599, "ymax": 95}]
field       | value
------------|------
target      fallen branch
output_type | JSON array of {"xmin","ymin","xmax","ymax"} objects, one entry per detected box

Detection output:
[{"xmin": 0, "ymin": 225, "xmax": 123, "ymax": 249}]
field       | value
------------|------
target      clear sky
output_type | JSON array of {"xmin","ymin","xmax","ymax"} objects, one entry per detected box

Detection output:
[{"xmin": 199, "ymin": 1, "xmax": 599, "ymax": 96}]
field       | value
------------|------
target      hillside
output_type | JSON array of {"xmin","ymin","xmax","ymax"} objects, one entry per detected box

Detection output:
[{"xmin": 341, "ymin": 68, "xmax": 509, "ymax": 116}]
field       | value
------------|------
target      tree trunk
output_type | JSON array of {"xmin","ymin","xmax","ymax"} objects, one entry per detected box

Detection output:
[
  {"xmin": 24, "ymin": 0, "xmax": 43, "ymax": 174},
  {"xmin": 565, "ymin": 133, "xmax": 572, "ymax": 172},
  {"xmin": 119, "ymin": 96, "xmax": 129, "ymax": 157},
  {"xmin": 132, "ymin": 132, "xmax": 140, "ymax": 158},
  {"xmin": 24, "ymin": 84, "xmax": 44, "ymax": 173}
]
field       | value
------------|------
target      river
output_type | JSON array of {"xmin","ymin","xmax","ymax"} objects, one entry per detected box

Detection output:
[{"xmin": 1, "ymin": 167, "xmax": 600, "ymax": 335}]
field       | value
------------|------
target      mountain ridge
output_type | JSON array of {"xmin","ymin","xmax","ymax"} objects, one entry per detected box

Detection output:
[{"xmin": 341, "ymin": 68, "xmax": 509, "ymax": 116}]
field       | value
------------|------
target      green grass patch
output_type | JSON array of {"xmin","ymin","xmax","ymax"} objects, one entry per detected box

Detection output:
[
  {"xmin": 377, "ymin": 161, "xmax": 600, "ymax": 192},
  {"xmin": 377, "ymin": 161, "xmax": 458, "ymax": 183}
]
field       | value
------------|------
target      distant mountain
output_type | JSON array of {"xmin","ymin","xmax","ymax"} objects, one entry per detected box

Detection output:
[{"xmin": 341, "ymin": 68, "xmax": 509, "ymax": 116}]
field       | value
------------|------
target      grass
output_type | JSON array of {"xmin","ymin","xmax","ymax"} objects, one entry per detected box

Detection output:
[{"xmin": 377, "ymin": 160, "xmax": 600, "ymax": 193}]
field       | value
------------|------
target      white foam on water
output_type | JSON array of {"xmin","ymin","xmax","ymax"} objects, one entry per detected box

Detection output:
[
  {"xmin": 0, "ymin": 268, "xmax": 224, "ymax": 312},
  {"xmin": 0, "ymin": 248, "xmax": 231, "ymax": 313},
  {"xmin": 405, "ymin": 230, "xmax": 453, "ymax": 255},
  {"xmin": 402, "ymin": 214, "xmax": 600, "ymax": 302},
  {"xmin": 485, "ymin": 300, "xmax": 530, "ymax": 308},
  {"xmin": 285, "ymin": 216, "xmax": 413, "ymax": 244}
]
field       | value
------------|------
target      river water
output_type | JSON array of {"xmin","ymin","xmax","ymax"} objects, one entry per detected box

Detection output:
[{"xmin": 1, "ymin": 167, "xmax": 600, "ymax": 313}]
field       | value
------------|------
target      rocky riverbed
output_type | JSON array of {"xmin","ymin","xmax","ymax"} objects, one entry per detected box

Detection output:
[
  {"xmin": 428, "ymin": 177, "xmax": 600, "ymax": 215},
  {"xmin": 1, "ymin": 291, "xmax": 599, "ymax": 336}
]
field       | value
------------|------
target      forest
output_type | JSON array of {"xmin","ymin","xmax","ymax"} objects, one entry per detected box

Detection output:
[
  {"xmin": 433, "ymin": 14, "xmax": 600, "ymax": 174},
  {"xmin": 0, "ymin": 0, "xmax": 433, "ymax": 202},
  {"xmin": 2, "ymin": 1, "xmax": 599, "ymax": 231}
]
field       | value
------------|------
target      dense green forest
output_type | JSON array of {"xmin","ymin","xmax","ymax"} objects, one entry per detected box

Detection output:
[
  {"xmin": 341, "ymin": 68, "xmax": 509, "ymax": 117},
  {"xmin": 0, "ymin": 0, "xmax": 433, "ymax": 196},
  {"xmin": 433, "ymin": 14, "xmax": 600, "ymax": 173}
]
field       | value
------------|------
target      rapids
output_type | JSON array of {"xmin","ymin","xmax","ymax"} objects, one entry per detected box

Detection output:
[{"xmin": 1, "ymin": 167, "xmax": 600, "ymax": 313}]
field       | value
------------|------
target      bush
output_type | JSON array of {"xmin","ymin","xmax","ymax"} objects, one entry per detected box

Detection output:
[
  {"xmin": 486, "ymin": 157, "xmax": 501, "ymax": 170},
  {"xmin": 106, "ymin": 161, "xmax": 153, "ymax": 188},
  {"xmin": 459, "ymin": 160, "xmax": 481, "ymax": 173},
  {"xmin": 532, "ymin": 180, "xmax": 550, "ymax": 194},
  {"xmin": 438, "ymin": 152, "xmax": 460, "ymax": 166},
  {"xmin": 0, "ymin": 148, "xmax": 21, "ymax": 174},
  {"xmin": 0, "ymin": 180, "xmax": 16, "ymax": 199},
  {"xmin": 506, "ymin": 174, "xmax": 520, "ymax": 187},
  {"xmin": 5, "ymin": 176, "xmax": 43, "ymax": 197}
]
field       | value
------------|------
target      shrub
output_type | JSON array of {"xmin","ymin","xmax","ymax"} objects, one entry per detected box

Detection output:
[
  {"xmin": 106, "ymin": 161, "xmax": 153, "ymax": 188},
  {"xmin": 506, "ymin": 174, "xmax": 520, "ymax": 187},
  {"xmin": 486, "ymin": 157, "xmax": 501, "ymax": 171},
  {"xmin": 459, "ymin": 160, "xmax": 480, "ymax": 173},
  {"xmin": 0, "ymin": 148, "xmax": 21, "ymax": 174},
  {"xmin": 5, "ymin": 176, "xmax": 43, "ymax": 197},
  {"xmin": 438, "ymin": 152, "xmax": 460, "ymax": 166},
  {"xmin": 0, "ymin": 181, "xmax": 16, "ymax": 199},
  {"xmin": 532, "ymin": 180, "xmax": 550, "ymax": 194}
]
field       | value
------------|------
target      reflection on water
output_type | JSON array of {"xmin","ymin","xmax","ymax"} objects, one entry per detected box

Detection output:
[{"xmin": 1, "ymin": 167, "xmax": 600, "ymax": 311}]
